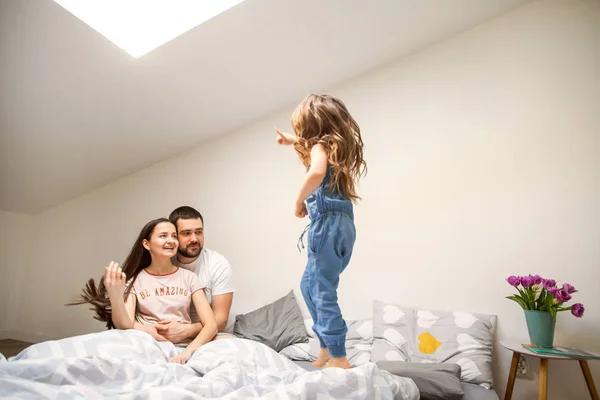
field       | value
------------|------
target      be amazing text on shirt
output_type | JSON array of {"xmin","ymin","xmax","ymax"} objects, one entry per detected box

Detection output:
[{"xmin": 137, "ymin": 285, "xmax": 191, "ymax": 299}]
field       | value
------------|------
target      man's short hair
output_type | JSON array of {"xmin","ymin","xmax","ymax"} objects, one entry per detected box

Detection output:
[{"xmin": 169, "ymin": 206, "xmax": 204, "ymax": 229}]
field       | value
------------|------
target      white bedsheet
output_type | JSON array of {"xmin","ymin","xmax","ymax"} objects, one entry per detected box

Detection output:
[{"xmin": 0, "ymin": 330, "xmax": 419, "ymax": 399}]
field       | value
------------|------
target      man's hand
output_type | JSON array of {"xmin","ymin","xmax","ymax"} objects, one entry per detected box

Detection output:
[
  {"xmin": 156, "ymin": 320, "xmax": 195, "ymax": 343},
  {"xmin": 133, "ymin": 322, "xmax": 168, "ymax": 342}
]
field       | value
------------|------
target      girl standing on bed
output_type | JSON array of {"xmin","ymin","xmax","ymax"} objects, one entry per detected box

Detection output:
[
  {"xmin": 70, "ymin": 218, "xmax": 218, "ymax": 364},
  {"xmin": 276, "ymin": 94, "xmax": 367, "ymax": 369}
]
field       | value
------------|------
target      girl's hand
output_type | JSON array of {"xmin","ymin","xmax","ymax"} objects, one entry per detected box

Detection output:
[
  {"xmin": 168, "ymin": 350, "xmax": 192, "ymax": 364},
  {"xmin": 295, "ymin": 201, "xmax": 308, "ymax": 218},
  {"xmin": 104, "ymin": 261, "xmax": 127, "ymax": 300},
  {"xmin": 276, "ymin": 128, "xmax": 296, "ymax": 145}
]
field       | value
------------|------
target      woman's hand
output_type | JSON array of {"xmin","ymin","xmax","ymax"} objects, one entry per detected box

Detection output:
[
  {"xmin": 104, "ymin": 261, "xmax": 126, "ymax": 300},
  {"xmin": 276, "ymin": 128, "xmax": 296, "ymax": 145},
  {"xmin": 168, "ymin": 350, "xmax": 192, "ymax": 365}
]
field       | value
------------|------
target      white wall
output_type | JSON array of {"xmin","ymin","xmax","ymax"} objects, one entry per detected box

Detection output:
[
  {"xmin": 0, "ymin": 211, "xmax": 31, "ymax": 338},
  {"xmin": 9, "ymin": 0, "xmax": 599, "ymax": 398}
]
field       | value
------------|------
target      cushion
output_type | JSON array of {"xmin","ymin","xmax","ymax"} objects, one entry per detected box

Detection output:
[
  {"xmin": 233, "ymin": 290, "xmax": 309, "ymax": 352},
  {"xmin": 462, "ymin": 382, "xmax": 500, "ymax": 400},
  {"xmin": 279, "ymin": 318, "xmax": 373, "ymax": 367},
  {"xmin": 376, "ymin": 361, "xmax": 464, "ymax": 400},
  {"xmin": 370, "ymin": 300, "xmax": 497, "ymax": 388}
]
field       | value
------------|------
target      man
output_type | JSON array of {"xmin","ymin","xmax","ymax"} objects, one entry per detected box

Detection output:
[{"xmin": 134, "ymin": 206, "xmax": 234, "ymax": 343}]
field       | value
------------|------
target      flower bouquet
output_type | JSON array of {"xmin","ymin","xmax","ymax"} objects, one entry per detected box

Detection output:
[{"xmin": 506, "ymin": 274, "xmax": 584, "ymax": 347}]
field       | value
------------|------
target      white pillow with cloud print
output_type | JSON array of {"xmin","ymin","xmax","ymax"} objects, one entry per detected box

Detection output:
[{"xmin": 370, "ymin": 300, "xmax": 497, "ymax": 389}]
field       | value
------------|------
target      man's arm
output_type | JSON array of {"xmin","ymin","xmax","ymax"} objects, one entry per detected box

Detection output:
[
  {"xmin": 154, "ymin": 319, "xmax": 203, "ymax": 343},
  {"xmin": 211, "ymin": 292, "xmax": 233, "ymax": 332},
  {"xmin": 159, "ymin": 251, "xmax": 234, "ymax": 339},
  {"xmin": 176, "ymin": 289, "xmax": 232, "ymax": 336},
  {"xmin": 208, "ymin": 255, "xmax": 235, "ymax": 332}
]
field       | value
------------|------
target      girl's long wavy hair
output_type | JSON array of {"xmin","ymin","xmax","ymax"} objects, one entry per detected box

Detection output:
[
  {"xmin": 67, "ymin": 218, "xmax": 172, "ymax": 329},
  {"xmin": 292, "ymin": 94, "xmax": 367, "ymax": 202}
]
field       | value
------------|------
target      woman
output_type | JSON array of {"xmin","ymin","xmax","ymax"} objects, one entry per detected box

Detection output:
[{"xmin": 70, "ymin": 218, "xmax": 218, "ymax": 364}]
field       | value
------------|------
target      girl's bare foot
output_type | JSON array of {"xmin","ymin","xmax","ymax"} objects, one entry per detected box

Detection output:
[
  {"xmin": 311, "ymin": 348, "xmax": 331, "ymax": 368},
  {"xmin": 324, "ymin": 356, "xmax": 351, "ymax": 369}
]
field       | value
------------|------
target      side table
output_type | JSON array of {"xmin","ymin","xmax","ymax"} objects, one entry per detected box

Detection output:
[{"xmin": 500, "ymin": 340, "xmax": 599, "ymax": 400}]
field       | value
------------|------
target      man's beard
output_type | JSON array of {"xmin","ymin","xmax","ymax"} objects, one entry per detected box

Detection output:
[{"xmin": 178, "ymin": 244, "xmax": 202, "ymax": 259}]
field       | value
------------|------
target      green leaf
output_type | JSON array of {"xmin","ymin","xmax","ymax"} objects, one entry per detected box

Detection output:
[
  {"xmin": 523, "ymin": 287, "xmax": 533, "ymax": 304},
  {"xmin": 528, "ymin": 287, "xmax": 536, "ymax": 301},
  {"xmin": 507, "ymin": 295, "xmax": 528, "ymax": 309}
]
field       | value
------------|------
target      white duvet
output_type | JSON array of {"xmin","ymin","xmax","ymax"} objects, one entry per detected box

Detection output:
[{"xmin": 0, "ymin": 330, "xmax": 419, "ymax": 399}]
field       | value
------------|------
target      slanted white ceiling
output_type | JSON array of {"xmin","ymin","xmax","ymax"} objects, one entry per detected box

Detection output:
[
  {"xmin": 52, "ymin": 0, "xmax": 247, "ymax": 58},
  {"xmin": 0, "ymin": 0, "xmax": 531, "ymax": 214}
]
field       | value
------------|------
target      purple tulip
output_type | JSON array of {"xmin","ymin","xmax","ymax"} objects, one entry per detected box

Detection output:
[
  {"xmin": 571, "ymin": 303, "xmax": 585, "ymax": 318},
  {"xmin": 543, "ymin": 279, "xmax": 556, "ymax": 289},
  {"xmin": 555, "ymin": 289, "xmax": 572, "ymax": 303},
  {"xmin": 506, "ymin": 276, "xmax": 521, "ymax": 286},
  {"xmin": 532, "ymin": 275, "xmax": 543, "ymax": 285},
  {"xmin": 521, "ymin": 275, "xmax": 534, "ymax": 288},
  {"xmin": 563, "ymin": 283, "xmax": 577, "ymax": 294},
  {"xmin": 547, "ymin": 287, "xmax": 559, "ymax": 296}
]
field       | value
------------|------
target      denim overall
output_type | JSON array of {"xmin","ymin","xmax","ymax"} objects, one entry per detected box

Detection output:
[{"xmin": 298, "ymin": 167, "xmax": 356, "ymax": 359}]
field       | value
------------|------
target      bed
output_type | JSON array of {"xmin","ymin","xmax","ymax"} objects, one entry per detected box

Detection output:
[
  {"xmin": 1, "ymin": 292, "xmax": 501, "ymax": 400},
  {"xmin": 294, "ymin": 361, "xmax": 498, "ymax": 400},
  {"xmin": 0, "ymin": 329, "xmax": 419, "ymax": 399},
  {"xmin": 0, "ymin": 330, "xmax": 500, "ymax": 400},
  {"xmin": 264, "ymin": 294, "xmax": 501, "ymax": 400},
  {"xmin": 294, "ymin": 361, "xmax": 499, "ymax": 400}
]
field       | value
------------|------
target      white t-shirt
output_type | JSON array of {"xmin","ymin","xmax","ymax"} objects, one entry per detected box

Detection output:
[{"xmin": 172, "ymin": 247, "xmax": 234, "ymax": 323}]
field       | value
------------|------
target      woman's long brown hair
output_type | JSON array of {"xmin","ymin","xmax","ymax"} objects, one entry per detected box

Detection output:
[
  {"xmin": 292, "ymin": 94, "xmax": 367, "ymax": 202},
  {"xmin": 67, "ymin": 218, "xmax": 172, "ymax": 329}
]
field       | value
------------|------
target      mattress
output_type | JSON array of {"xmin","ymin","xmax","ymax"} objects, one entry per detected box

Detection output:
[{"xmin": 292, "ymin": 361, "xmax": 499, "ymax": 400}]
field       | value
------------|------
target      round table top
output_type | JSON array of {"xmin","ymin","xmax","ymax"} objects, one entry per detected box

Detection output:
[{"xmin": 500, "ymin": 340, "xmax": 600, "ymax": 360}]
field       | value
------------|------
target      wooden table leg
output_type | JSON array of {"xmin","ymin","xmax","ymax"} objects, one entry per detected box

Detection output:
[
  {"xmin": 580, "ymin": 360, "xmax": 599, "ymax": 400},
  {"xmin": 539, "ymin": 358, "xmax": 548, "ymax": 400},
  {"xmin": 504, "ymin": 351, "xmax": 520, "ymax": 400}
]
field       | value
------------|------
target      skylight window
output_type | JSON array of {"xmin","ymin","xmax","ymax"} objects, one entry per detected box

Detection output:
[{"xmin": 53, "ymin": 0, "xmax": 245, "ymax": 58}]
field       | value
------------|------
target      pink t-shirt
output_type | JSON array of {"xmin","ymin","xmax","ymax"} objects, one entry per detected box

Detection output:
[{"xmin": 130, "ymin": 268, "xmax": 204, "ymax": 325}]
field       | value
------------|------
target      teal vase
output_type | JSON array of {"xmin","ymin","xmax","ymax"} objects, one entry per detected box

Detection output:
[{"xmin": 524, "ymin": 310, "xmax": 555, "ymax": 347}]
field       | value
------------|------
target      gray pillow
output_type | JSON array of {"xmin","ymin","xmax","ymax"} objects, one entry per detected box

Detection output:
[
  {"xmin": 376, "ymin": 361, "xmax": 464, "ymax": 400},
  {"xmin": 233, "ymin": 290, "xmax": 309, "ymax": 352}
]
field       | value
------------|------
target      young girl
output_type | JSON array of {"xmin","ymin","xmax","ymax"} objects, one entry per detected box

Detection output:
[
  {"xmin": 70, "ymin": 218, "xmax": 218, "ymax": 364},
  {"xmin": 276, "ymin": 94, "xmax": 367, "ymax": 369}
]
